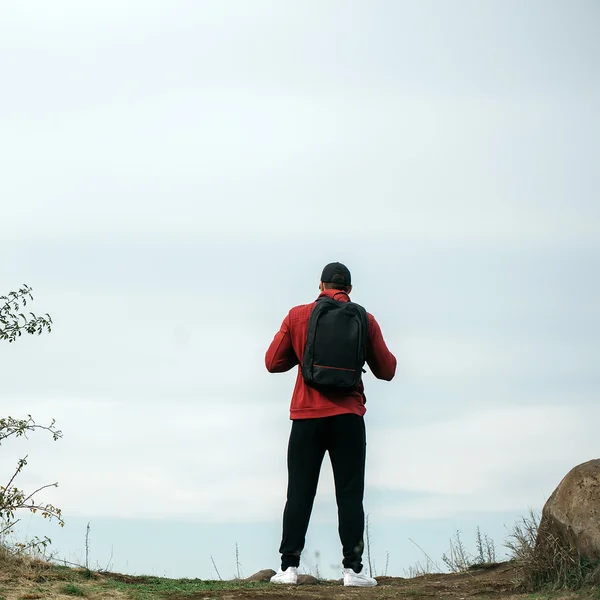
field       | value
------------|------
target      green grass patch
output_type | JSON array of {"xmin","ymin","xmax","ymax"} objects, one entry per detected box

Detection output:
[
  {"xmin": 60, "ymin": 582, "xmax": 87, "ymax": 596},
  {"xmin": 102, "ymin": 576, "xmax": 273, "ymax": 600},
  {"xmin": 521, "ymin": 591, "xmax": 600, "ymax": 600}
]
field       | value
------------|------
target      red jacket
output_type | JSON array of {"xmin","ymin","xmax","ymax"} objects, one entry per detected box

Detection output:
[{"xmin": 265, "ymin": 288, "xmax": 397, "ymax": 419}]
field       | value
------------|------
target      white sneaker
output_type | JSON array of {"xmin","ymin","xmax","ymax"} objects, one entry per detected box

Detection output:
[
  {"xmin": 270, "ymin": 566, "xmax": 298, "ymax": 584},
  {"xmin": 343, "ymin": 568, "xmax": 377, "ymax": 587}
]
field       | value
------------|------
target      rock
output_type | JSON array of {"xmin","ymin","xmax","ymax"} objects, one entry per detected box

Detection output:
[
  {"xmin": 538, "ymin": 459, "xmax": 600, "ymax": 559},
  {"xmin": 245, "ymin": 569, "xmax": 276, "ymax": 582},
  {"xmin": 243, "ymin": 570, "xmax": 319, "ymax": 584}
]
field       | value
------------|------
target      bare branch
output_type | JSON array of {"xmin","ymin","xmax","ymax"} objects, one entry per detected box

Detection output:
[{"xmin": 22, "ymin": 482, "xmax": 60, "ymax": 504}]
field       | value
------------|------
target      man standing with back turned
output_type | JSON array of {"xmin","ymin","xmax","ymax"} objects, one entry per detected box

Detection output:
[{"xmin": 265, "ymin": 262, "xmax": 396, "ymax": 587}]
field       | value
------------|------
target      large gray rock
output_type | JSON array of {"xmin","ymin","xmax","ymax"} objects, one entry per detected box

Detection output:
[{"xmin": 538, "ymin": 459, "xmax": 600, "ymax": 559}]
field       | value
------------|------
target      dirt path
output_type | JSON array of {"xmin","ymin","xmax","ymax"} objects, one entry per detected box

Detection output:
[{"xmin": 165, "ymin": 563, "xmax": 552, "ymax": 600}]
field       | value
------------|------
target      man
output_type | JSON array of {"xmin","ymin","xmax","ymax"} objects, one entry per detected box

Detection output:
[{"xmin": 265, "ymin": 262, "xmax": 396, "ymax": 587}]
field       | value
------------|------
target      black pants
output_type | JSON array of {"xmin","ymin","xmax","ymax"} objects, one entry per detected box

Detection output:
[{"xmin": 279, "ymin": 413, "xmax": 366, "ymax": 573}]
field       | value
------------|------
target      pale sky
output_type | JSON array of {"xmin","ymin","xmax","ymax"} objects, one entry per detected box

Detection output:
[{"xmin": 1, "ymin": 0, "xmax": 599, "ymax": 579}]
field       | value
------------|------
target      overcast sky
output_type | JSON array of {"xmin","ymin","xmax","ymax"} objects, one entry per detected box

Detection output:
[{"xmin": 1, "ymin": 0, "xmax": 599, "ymax": 580}]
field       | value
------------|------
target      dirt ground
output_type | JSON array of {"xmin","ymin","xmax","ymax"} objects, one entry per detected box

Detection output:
[
  {"xmin": 1, "ymin": 559, "xmax": 599, "ymax": 600},
  {"xmin": 166, "ymin": 563, "xmax": 597, "ymax": 600}
]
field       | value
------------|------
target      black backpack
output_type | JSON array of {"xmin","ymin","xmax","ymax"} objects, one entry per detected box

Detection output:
[{"xmin": 302, "ymin": 296, "xmax": 369, "ymax": 391}]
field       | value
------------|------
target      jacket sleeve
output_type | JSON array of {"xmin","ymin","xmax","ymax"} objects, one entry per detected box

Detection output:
[
  {"xmin": 366, "ymin": 315, "xmax": 397, "ymax": 381},
  {"xmin": 265, "ymin": 312, "xmax": 299, "ymax": 373}
]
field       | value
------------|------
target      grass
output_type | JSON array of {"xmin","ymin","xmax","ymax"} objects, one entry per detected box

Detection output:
[
  {"xmin": 101, "ymin": 577, "xmax": 273, "ymax": 600},
  {"xmin": 505, "ymin": 509, "xmax": 600, "ymax": 591},
  {"xmin": 0, "ymin": 561, "xmax": 599, "ymax": 600},
  {"xmin": 60, "ymin": 582, "xmax": 87, "ymax": 596},
  {"xmin": 2, "ymin": 513, "xmax": 600, "ymax": 600}
]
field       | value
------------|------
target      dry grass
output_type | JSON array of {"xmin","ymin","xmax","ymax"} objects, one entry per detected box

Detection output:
[
  {"xmin": 0, "ymin": 545, "xmax": 127, "ymax": 600},
  {"xmin": 505, "ymin": 509, "xmax": 600, "ymax": 591},
  {"xmin": 0, "ymin": 548, "xmax": 598, "ymax": 600},
  {"xmin": 0, "ymin": 543, "xmax": 55, "ymax": 583},
  {"xmin": 2, "ymin": 520, "xmax": 599, "ymax": 600}
]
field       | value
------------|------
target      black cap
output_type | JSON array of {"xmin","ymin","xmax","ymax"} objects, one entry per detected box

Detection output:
[{"xmin": 321, "ymin": 262, "xmax": 351, "ymax": 286}]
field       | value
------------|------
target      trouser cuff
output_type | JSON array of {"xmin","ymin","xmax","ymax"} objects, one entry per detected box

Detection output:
[{"xmin": 281, "ymin": 555, "xmax": 301, "ymax": 570}]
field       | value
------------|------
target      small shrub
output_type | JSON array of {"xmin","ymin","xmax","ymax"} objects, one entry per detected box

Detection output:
[
  {"xmin": 406, "ymin": 538, "xmax": 442, "ymax": 577},
  {"xmin": 475, "ymin": 526, "xmax": 496, "ymax": 565},
  {"xmin": 404, "ymin": 560, "xmax": 437, "ymax": 578},
  {"xmin": 441, "ymin": 528, "xmax": 496, "ymax": 573},
  {"xmin": 442, "ymin": 530, "xmax": 471, "ymax": 572},
  {"xmin": 1, "ymin": 286, "xmax": 62, "ymax": 552}
]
